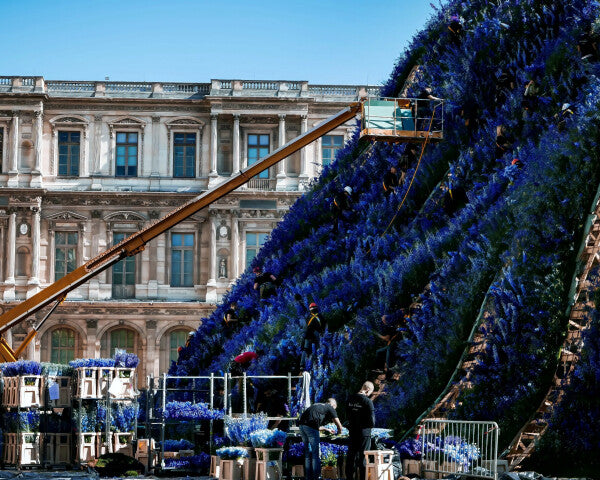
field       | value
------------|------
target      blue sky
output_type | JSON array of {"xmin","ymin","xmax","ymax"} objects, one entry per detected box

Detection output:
[{"xmin": 1, "ymin": 0, "xmax": 434, "ymax": 85}]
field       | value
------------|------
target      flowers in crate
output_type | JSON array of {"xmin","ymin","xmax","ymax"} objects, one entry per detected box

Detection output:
[
  {"xmin": 216, "ymin": 446, "xmax": 250, "ymax": 460},
  {"xmin": 5, "ymin": 411, "xmax": 40, "ymax": 432},
  {"xmin": 320, "ymin": 443, "xmax": 348, "ymax": 466},
  {"xmin": 41, "ymin": 363, "xmax": 74, "ymax": 377},
  {"xmin": 165, "ymin": 452, "xmax": 211, "ymax": 470},
  {"xmin": 114, "ymin": 350, "xmax": 140, "ymax": 368},
  {"xmin": 250, "ymin": 428, "xmax": 287, "ymax": 448},
  {"xmin": 163, "ymin": 401, "xmax": 224, "ymax": 421},
  {"xmin": 163, "ymin": 439, "xmax": 194, "ymax": 452},
  {"xmin": 69, "ymin": 358, "xmax": 115, "ymax": 368},
  {"xmin": 0, "ymin": 360, "xmax": 42, "ymax": 377},
  {"xmin": 225, "ymin": 413, "xmax": 268, "ymax": 445}
]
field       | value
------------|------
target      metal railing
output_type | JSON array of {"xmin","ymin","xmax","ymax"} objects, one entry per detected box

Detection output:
[
  {"xmin": 361, "ymin": 97, "xmax": 444, "ymax": 139},
  {"xmin": 245, "ymin": 177, "xmax": 277, "ymax": 191},
  {"xmin": 421, "ymin": 419, "xmax": 500, "ymax": 480}
]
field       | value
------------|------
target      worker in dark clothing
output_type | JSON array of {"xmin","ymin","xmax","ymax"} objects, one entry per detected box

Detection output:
[
  {"xmin": 223, "ymin": 302, "xmax": 239, "ymax": 331},
  {"xmin": 522, "ymin": 79, "xmax": 540, "ymax": 115},
  {"xmin": 578, "ymin": 32, "xmax": 598, "ymax": 60},
  {"xmin": 255, "ymin": 386, "xmax": 289, "ymax": 431},
  {"xmin": 442, "ymin": 175, "xmax": 469, "ymax": 217},
  {"xmin": 301, "ymin": 303, "xmax": 325, "ymax": 369},
  {"xmin": 511, "ymin": 158, "xmax": 524, "ymax": 169},
  {"xmin": 375, "ymin": 314, "xmax": 406, "ymax": 371},
  {"xmin": 345, "ymin": 382, "xmax": 376, "ymax": 480},
  {"xmin": 253, "ymin": 266, "xmax": 278, "ymax": 300},
  {"xmin": 495, "ymin": 125, "xmax": 513, "ymax": 159},
  {"xmin": 382, "ymin": 167, "xmax": 399, "ymax": 196},
  {"xmin": 460, "ymin": 98, "xmax": 481, "ymax": 139},
  {"xmin": 448, "ymin": 14, "xmax": 463, "ymax": 46},
  {"xmin": 399, "ymin": 144, "xmax": 419, "ymax": 171},
  {"xmin": 331, "ymin": 186, "xmax": 354, "ymax": 233},
  {"xmin": 495, "ymin": 69, "xmax": 516, "ymax": 107},
  {"xmin": 555, "ymin": 103, "xmax": 575, "ymax": 132},
  {"xmin": 298, "ymin": 399, "xmax": 344, "ymax": 480}
]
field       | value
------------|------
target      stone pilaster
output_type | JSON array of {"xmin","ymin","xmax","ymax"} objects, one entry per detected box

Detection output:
[
  {"xmin": 276, "ymin": 114, "xmax": 287, "ymax": 191},
  {"xmin": 28, "ymin": 206, "xmax": 41, "ymax": 286},
  {"xmin": 232, "ymin": 114, "xmax": 241, "ymax": 174},
  {"xmin": 299, "ymin": 115, "xmax": 309, "ymax": 189},
  {"xmin": 205, "ymin": 216, "xmax": 218, "ymax": 303},
  {"xmin": 208, "ymin": 114, "xmax": 219, "ymax": 186},
  {"xmin": 7, "ymin": 112, "xmax": 19, "ymax": 186},
  {"xmin": 3, "ymin": 210, "xmax": 16, "ymax": 300}
]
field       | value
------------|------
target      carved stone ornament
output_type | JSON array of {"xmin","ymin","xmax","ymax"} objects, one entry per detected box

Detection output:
[
  {"xmin": 146, "ymin": 319, "xmax": 157, "ymax": 330},
  {"xmin": 45, "ymin": 211, "xmax": 88, "ymax": 221},
  {"xmin": 86, "ymin": 319, "xmax": 98, "ymax": 329}
]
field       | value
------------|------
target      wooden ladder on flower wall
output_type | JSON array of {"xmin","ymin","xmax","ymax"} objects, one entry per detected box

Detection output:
[{"xmin": 501, "ymin": 198, "xmax": 600, "ymax": 469}]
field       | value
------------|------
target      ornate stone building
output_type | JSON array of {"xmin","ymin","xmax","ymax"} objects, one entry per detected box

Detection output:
[{"xmin": 0, "ymin": 76, "xmax": 378, "ymax": 380}]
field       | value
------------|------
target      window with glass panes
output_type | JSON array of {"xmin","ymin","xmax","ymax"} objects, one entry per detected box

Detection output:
[
  {"xmin": 115, "ymin": 132, "xmax": 138, "ymax": 177},
  {"xmin": 173, "ymin": 132, "xmax": 196, "ymax": 178},
  {"xmin": 247, "ymin": 134, "xmax": 269, "ymax": 178},
  {"xmin": 321, "ymin": 135, "xmax": 344, "ymax": 167},
  {"xmin": 112, "ymin": 233, "xmax": 135, "ymax": 298},
  {"xmin": 170, "ymin": 330, "xmax": 191, "ymax": 363},
  {"xmin": 50, "ymin": 329, "xmax": 76, "ymax": 364},
  {"xmin": 109, "ymin": 328, "xmax": 135, "ymax": 356},
  {"xmin": 171, "ymin": 233, "xmax": 194, "ymax": 287},
  {"xmin": 245, "ymin": 232, "xmax": 268, "ymax": 268},
  {"xmin": 55, "ymin": 231, "xmax": 77, "ymax": 281},
  {"xmin": 58, "ymin": 131, "xmax": 81, "ymax": 176}
]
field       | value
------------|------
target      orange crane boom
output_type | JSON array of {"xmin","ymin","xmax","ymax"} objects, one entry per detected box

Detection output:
[{"xmin": 0, "ymin": 102, "xmax": 362, "ymax": 362}]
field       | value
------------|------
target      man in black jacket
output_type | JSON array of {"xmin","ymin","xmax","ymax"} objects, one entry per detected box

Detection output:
[
  {"xmin": 345, "ymin": 381, "xmax": 375, "ymax": 480},
  {"xmin": 298, "ymin": 399, "xmax": 344, "ymax": 480}
]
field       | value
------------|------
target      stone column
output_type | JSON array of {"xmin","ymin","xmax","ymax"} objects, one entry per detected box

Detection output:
[
  {"xmin": 91, "ymin": 115, "xmax": 103, "ymax": 190},
  {"xmin": 8, "ymin": 112, "xmax": 19, "ymax": 186},
  {"xmin": 29, "ymin": 207, "xmax": 41, "ymax": 284},
  {"xmin": 299, "ymin": 115, "xmax": 309, "ymax": 188},
  {"xmin": 206, "ymin": 216, "xmax": 218, "ymax": 303},
  {"xmin": 232, "ymin": 114, "xmax": 241, "ymax": 174},
  {"xmin": 3, "ymin": 210, "xmax": 16, "ymax": 300},
  {"xmin": 209, "ymin": 114, "xmax": 219, "ymax": 185},
  {"xmin": 276, "ymin": 114, "xmax": 287, "ymax": 191},
  {"xmin": 30, "ymin": 110, "xmax": 43, "ymax": 187}
]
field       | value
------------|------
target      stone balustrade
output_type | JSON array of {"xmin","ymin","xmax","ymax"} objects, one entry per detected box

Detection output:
[{"xmin": 0, "ymin": 76, "xmax": 380, "ymax": 100}]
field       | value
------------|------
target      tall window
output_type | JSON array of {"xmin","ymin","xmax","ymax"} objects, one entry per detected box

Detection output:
[
  {"xmin": 16, "ymin": 247, "xmax": 31, "ymax": 277},
  {"xmin": 171, "ymin": 233, "xmax": 194, "ymax": 287},
  {"xmin": 102, "ymin": 328, "xmax": 135, "ymax": 357},
  {"xmin": 170, "ymin": 330, "xmax": 191, "ymax": 363},
  {"xmin": 58, "ymin": 131, "xmax": 80, "ymax": 176},
  {"xmin": 112, "ymin": 233, "xmax": 135, "ymax": 299},
  {"xmin": 245, "ymin": 232, "xmax": 268, "ymax": 268},
  {"xmin": 55, "ymin": 231, "xmax": 77, "ymax": 281},
  {"xmin": 173, "ymin": 132, "xmax": 196, "ymax": 178},
  {"xmin": 115, "ymin": 132, "xmax": 138, "ymax": 177},
  {"xmin": 247, "ymin": 134, "xmax": 269, "ymax": 179},
  {"xmin": 51, "ymin": 329, "xmax": 76, "ymax": 364},
  {"xmin": 321, "ymin": 135, "xmax": 344, "ymax": 167}
]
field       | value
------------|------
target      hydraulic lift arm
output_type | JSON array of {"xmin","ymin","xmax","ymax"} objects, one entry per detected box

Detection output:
[{"xmin": 0, "ymin": 102, "xmax": 362, "ymax": 362}]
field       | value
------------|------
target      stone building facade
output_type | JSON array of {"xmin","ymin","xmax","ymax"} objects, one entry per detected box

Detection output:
[{"xmin": 0, "ymin": 76, "xmax": 378, "ymax": 380}]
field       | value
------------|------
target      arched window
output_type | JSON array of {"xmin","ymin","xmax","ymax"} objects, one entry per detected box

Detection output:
[
  {"xmin": 43, "ymin": 328, "xmax": 80, "ymax": 364},
  {"xmin": 159, "ymin": 329, "xmax": 193, "ymax": 374},
  {"xmin": 16, "ymin": 246, "xmax": 30, "ymax": 277},
  {"xmin": 101, "ymin": 328, "xmax": 136, "ymax": 357}
]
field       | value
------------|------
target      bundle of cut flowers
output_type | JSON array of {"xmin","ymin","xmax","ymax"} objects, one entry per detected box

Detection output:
[
  {"xmin": 250, "ymin": 428, "xmax": 287, "ymax": 448},
  {"xmin": 112, "ymin": 403, "xmax": 138, "ymax": 432},
  {"xmin": 216, "ymin": 446, "xmax": 250, "ymax": 460},
  {"xmin": 371, "ymin": 428, "xmax": 392, "ymax": 440},
  {"xmin": 286, "ymin": 442, "xmax": 305, "ymax": 460},
  {"xmin": 320, "ymin": 443, "xmax": 348, "ymax": 466},
  {"xmin": 0, "ymin": 360, "xmax": 42, "ymax": 377},
  {"xmin": 322, "ymin": 423, "xmax": 349, "ymax": 436},
  {"xmin": 69, "ymin": 358, "xmax": 115, "ymax": 369},
  {"xmin": 397, "ymin": 438, "xmax": 422, "ymax": 460},
  {"xmin": 165, "ymin": 452, "xmax": 211, "ymax": 470},
  {"xmin": 163, "ymin": 438, "xmax": 194, "ymax": 452},
  {"xmin": 114, "ymin": 350, "xmax": 139, "ymax": 368},
  {"xmin": 163, "ymin": 401, "xmax": 224, "ymax": 421},
  {"xmin": 225, "ymin": 413, "xmax": 268, "ymax": 445},
  {"xmin": 424, "ymin": 435, "xmax": 480, "ymax": 468}
]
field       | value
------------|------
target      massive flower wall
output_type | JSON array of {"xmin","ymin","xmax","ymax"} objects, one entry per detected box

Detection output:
[{"xmin": 174, "ymin": 0, "xmax": 600, "ymax": 468}]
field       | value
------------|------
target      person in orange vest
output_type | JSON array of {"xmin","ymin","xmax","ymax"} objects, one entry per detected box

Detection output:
[{"xmin": 301, "ymin": 302, "xmax": 325, "ymax": 368}]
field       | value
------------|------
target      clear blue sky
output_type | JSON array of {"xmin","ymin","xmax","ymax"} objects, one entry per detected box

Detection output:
[{"xmin": 1, "ymin": 0, "xmax": 434, "ymax": 86}]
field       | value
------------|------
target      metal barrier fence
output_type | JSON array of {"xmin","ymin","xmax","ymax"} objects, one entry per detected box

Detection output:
[{"xmin": 421, "ymin": 419, "xmax": 500, "ymax": 480}]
